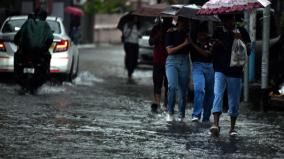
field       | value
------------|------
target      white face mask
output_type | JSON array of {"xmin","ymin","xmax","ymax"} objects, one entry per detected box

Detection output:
[
  {"xmin": 172, "ymin": 19, "xmax": 177, "ymax": 26},
  {"xmin": 172, "ymin": 16, "xmax": 178, "ymax": 26}
]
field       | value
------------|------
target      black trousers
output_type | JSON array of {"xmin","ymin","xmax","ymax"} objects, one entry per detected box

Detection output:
[{"xmin": 123, "ymin": 42, "xmax": 139, "ymax": 77}]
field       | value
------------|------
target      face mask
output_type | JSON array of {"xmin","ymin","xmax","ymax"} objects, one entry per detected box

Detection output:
[{"xmin": 172, "ymin": 19, "xmax": 177, "ymax": 26}]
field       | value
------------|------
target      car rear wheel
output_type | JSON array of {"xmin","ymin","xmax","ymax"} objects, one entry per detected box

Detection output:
[
  {"xmin": 65, "ymin": 58, "xmax": 74, "ymax": 82},
  {"xmin": 72, "ymin": 56, "xmax": 79, "ymax": 79}
]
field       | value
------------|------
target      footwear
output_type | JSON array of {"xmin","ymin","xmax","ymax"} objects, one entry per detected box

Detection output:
[
  {"xmin": 151, "ymin": 103, "xmax": 158, "ymax": 113},
  {"xmin": 210, "ymin": 125, "xmax": 220, "ymax": 136},
  {"xmin": 166, "ymin": 114, "xmax": 174, "ymax": 122},
  {"xmin": 191, "ymin": 117, "xmax": 199, "ymax": 122},
  {"xmin": 229, "ymin": 130, "xmax": 238, "ymax": 137},
  {"xmin": 177, "ymin": 114, "xmax": 185, "ymax": 122},
  {"xmin": 127, "ymin": 78, "xmax": 136, "ymax": 84},
  {"xmin": 177, "ymin": 117, "xmax": 185, "ymax": 122}
]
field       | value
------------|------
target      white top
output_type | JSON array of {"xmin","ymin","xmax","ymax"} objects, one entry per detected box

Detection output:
[{"xmin": 123, "ymin": 23, "xmax": 139, "ymax": 44}]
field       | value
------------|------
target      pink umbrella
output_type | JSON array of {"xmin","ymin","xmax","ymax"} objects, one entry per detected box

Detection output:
[
  {"xmin": 197, "ymin": 0, "xmax": 271, "ymax": 15},
  {"xmin": 64, "ymin": 6, "xmax": 84, "ymax": 16}
]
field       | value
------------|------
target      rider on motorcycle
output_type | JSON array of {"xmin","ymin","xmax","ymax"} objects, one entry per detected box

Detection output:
[{"xmin": 14, "ymin": 8, "xmax": 54, "ymax": 94}]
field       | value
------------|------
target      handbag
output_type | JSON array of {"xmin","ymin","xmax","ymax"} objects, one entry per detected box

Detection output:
[{"xmin": 230, "ymin": 38, "xmax": 247, "ymax": 67}]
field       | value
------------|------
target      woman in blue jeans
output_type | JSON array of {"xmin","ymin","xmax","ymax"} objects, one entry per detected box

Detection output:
[
  {"xmin": 164, "ymin": 17, "xmax": 191, "ymax": 122},
  {"xmin": 188, "ymin": 22, "xmax": 214, "ymax": 123}
]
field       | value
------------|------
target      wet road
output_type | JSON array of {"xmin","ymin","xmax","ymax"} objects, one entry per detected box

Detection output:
[{"xmin": 0, "ymin": 44, "xmax": 283, "ymax": 158}]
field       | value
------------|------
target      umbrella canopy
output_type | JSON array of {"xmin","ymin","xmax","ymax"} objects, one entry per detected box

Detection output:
[
  {"xmin": 197, "ymin": 0, "xmax": 271, "ymax": 15},
  {"xmin": 117, "ymin": 12, "xmax": 155, "ymax": 32},
  {"xmin": 132, "ymin": 3, "xmax": 168, "ymax": 17},
  {"xmin": 160, "ymin": 4, "xmax": 184, "ymax": 16},
  {"xmin": 64, "ymin": 6, "xmax": 84, "ymax": 16},
  {"xmin": 117, "ymin": 11, "xmax": 135, "ymax": 31},
  {"xmin": 176, "ymin": 4, "xmax": 220, "ymax": 21}
]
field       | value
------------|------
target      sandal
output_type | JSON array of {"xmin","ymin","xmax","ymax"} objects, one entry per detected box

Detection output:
[
  {"xmin": 210, "ymin": 126, "xmax": 220, "ymax": 136},
  {"xmin": 229, "ymin": 130, "xmax": 238, "ymax": 137}
]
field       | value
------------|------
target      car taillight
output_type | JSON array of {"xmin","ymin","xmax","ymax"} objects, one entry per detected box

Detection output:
[
  {"xmin": 0, "ymin": 41, "xmax": 6, "ymax": 52},
  {"xmin": 53, "ymin": 40, "xmax": 69, "ymax": 52}
]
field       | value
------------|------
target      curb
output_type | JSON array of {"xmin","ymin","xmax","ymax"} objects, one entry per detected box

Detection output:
[{"xmin": 77, "ymin": 44, "xmax": 96, "ymax": 49}]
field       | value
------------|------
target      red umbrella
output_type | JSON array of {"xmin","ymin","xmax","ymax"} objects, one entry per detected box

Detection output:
[
  {"xmin": 197, "ymin": 0, "xmax": 271, "ymax": 15},
  {"xmin": 64, "ymin": 6, "xmax": 84, "ymax": 16}
]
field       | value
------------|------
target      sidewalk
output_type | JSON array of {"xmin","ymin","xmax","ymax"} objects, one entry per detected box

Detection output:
[{"xmin": 77, "ymin": 43, "xmax": 96, "ymax": 49}]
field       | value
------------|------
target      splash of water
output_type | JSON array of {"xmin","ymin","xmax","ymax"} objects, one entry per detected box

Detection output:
[
  {"xmin": 279, "ymin": 83, "xmax": 284, "ymax": 95},
  {"xmin": 73, "ymin": 71, "xmax": 104, "ymax": 86},
  {"xmin": 37, "ymin": 84, "xmax": 66, "ymax": 94}
]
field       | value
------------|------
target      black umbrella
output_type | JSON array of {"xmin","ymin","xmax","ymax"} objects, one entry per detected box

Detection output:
[
  {"xmin": 117, "ymin": 11, "xmax": 135, "ymax": 31},
  {"xmin": 132, "ymin": 3, "xmax": 168, "ymax": 17},
  {"xmin": 117, "ymin": 11, "xmax": 155, "ymax": 33}
]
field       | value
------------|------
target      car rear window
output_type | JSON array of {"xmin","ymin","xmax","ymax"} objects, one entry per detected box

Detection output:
[{"xmin": 1, "ymin": 19, "xmax": 61, "ymax": 34}]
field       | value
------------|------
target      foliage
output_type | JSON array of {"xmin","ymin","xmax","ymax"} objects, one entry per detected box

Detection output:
[
  {"xmin": 0, "ymin": 0, "xmax": 16, "ymax": 8},
  {"xmin": 82, "ymin": 0, "xmax": 131, "ymax": 14}
]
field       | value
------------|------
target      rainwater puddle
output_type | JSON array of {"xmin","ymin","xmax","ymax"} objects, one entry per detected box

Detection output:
[{"xmin": 132, "ymin": 70, "xmax": 152, "ymax": 78}]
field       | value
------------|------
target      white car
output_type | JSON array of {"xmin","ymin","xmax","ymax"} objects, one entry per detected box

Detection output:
[{"xmin": 0, "ymin": 16, "xmax": 79, "ymax": 81}]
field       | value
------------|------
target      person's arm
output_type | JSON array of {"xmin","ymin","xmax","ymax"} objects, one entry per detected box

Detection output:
[
  {"xmin": 238, "ymin": 27, "xmax": 251, "ymax": 55},
  {"xmin": 166, "ymin": 38, "xmax": 189, "ymax": 55},
  {"xmin": 211, "ymin": 28, "xmax": 224, "ymax": 54},
  {"xmin": 14, "ymin": 20, "xmax": 28, "ymax": 45},
  {"xmin": 44, "ymin": 23, "xmax": 54, "ymax": 50},
  {"xmin": 188, "ymin": 37, "xmax": 211, "ymax": 57},
  {"xmin": 14, "ymin": 29, "xmax": 22, "ymax": 46},
  {"xmin": 165, "ymin": 29, "xmax": 189, "ymax": 55}
]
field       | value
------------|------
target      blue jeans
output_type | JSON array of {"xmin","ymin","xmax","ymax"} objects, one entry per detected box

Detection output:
[
  {"xmin": 211, "ymin": 72, "xmax": 242, "ymax": 117},
  {"xmin": 166, "ymin": 54, "xmax": 190, "ymax": 117},
  {"xmin": 191, "ymin": 62, "xmax": 214, "ymax": 122}
]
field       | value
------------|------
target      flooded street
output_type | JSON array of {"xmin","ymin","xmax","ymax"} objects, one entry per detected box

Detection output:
[{"xmin": 0, "ymin": 44, "xmax": 283, "ymax": 158}]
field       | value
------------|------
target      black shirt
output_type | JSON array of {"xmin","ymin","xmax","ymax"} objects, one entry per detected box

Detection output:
[
  {"xmin": 190, "ymin": 36, "xmax": 213, "ymax": 63},
  {"xmin": 164, "ymin": 29, "xmax": 190, "ymax": 55},
  {"xmin": 212, "ymin": 26, "xmax": 251, "ymax": 78}
]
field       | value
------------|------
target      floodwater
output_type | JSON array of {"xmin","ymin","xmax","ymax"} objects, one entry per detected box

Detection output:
[{"xmin": 0, "ymin": 45, "xmax": 283, "ymax": 158}]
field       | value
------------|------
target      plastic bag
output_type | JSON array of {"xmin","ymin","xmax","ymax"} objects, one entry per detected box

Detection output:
[{"xmin": 230, "ymin": 38, "xmax": 247, "ymax": 67}]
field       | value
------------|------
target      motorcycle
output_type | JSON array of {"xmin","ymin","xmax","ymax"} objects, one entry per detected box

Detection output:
[{"xmin": 14, "ymin": 52, "xmax": 50, "ymax": 95}]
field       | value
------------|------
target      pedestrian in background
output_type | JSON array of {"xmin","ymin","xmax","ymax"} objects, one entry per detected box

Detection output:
[
  {"xmin": 210, "ymin": 14, "xmax": 251, "ymax": 136},
  {"xmin": 121, "ymin": 16, "xmax": 140, "ymax": 84},
  {"xmin": 188, "ymin": 22, "xmax": 214, "ymax": 123},
  {"xmin": 69, "ymin": 15, "xmax": 81, "ymax": 45},
  {"xmin": 164, "ymin": 16, "xmax": 191, "ymax": 122},
  {"xmin": 149, "ymin": 17, "xmax": 173, "ymax": 113}
]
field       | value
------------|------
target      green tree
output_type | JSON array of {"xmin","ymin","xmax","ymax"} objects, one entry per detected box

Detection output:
[{"xmin": 0, "ymin": 0, "xmax": 16, "ymax": 8}]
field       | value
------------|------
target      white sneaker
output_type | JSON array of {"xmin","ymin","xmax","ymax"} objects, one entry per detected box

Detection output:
[
  {"xmin": 191, "ymin": 117, "xmax": 199, "ymax": 122},
  {"xmin": 166, "ymin": 114, "xmax": 174, "ymax": 122}
]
